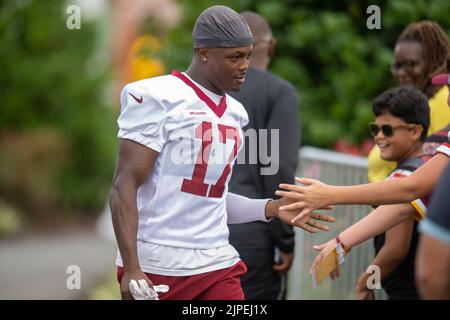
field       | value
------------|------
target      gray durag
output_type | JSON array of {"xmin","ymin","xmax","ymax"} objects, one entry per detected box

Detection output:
[{"xmin": 193, "ymin": 5, "xmax": 254, "ymax": 48}]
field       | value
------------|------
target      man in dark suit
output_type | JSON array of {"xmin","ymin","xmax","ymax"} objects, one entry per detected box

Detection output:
[{"xmin": 228, "ymin": 12, "xmax": 301, "ymax": 300}]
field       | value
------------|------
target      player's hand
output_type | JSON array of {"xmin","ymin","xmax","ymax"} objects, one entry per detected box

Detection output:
[
  {"xmin": 309, "ymin": 239, "xmax": 340, "ymax": 280},
  {"xmin": 276, "ymin": 195, "xmax": 335, "ymax": 232},
  {"xmin": 120, "ymin": 269, "xmax": 154, "ymax": 300},
  {"xmin": 303, "ymin": 212, "xmax": 335, "ymax": 233},
  {"xmin": 276, "ymin": 177, "xmax": 333, "ymax": 225},
  {"xmin": 272, "ymin": 251, "xmax": 295, "ymax": 275},
  {"xmin": 355, "ymin": 275, "xmax": 375, "ymax": 300}
]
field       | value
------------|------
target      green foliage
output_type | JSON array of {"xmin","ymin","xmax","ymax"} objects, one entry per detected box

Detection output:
[
  {"xmin": 163, "ymin": 0, "xmax": 450, "ymax": 148},
  {"xmin": 0, "ymin": 0, "xmax": 116, "ymax": 215}
]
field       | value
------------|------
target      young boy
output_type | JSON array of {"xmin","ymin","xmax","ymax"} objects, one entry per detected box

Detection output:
[
  {"xmin": 275, "ymin": 73, "xmax": 449, "ymax": 298},
  {"xmin": 353, "ymin": 87, "xmax": 431, "ymax": 300}
]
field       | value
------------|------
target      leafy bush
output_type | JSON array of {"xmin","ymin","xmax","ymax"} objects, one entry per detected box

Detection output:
[{"xmin": 0, "ymin": 0, "xmax": 116, "ymax": 217}]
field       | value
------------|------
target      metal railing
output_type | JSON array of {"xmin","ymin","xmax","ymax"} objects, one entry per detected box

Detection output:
[{"xmin": 287, "ymin": 146, "xmax": 386, "ymax": 300}]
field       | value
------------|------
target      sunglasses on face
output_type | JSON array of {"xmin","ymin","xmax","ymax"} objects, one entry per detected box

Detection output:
[{"xmin": 369, "ymin": 122, "xmax": 417, "ymax": 137}]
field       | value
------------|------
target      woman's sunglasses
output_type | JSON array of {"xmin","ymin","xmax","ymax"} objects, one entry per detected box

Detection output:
[{"xmin": 369, "ymin": 122, "xmax": 417, "ymax": 137}]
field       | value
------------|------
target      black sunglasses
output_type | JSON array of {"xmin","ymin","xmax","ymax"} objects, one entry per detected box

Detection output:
[{"xmin": 369, "ymin": 122, "xmax": 417, "ymax": 137}]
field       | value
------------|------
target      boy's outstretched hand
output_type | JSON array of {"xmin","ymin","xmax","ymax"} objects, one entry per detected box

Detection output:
[{"xmin": 276, "ymin": 177, "xmax": 334, "ymax": 225}]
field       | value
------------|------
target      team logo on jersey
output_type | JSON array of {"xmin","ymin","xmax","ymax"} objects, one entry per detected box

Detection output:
[
  {"xmin": 129, "ymin": 92, "xmax": 143, "ymax": 104},
  {"xmin": 183, "ymin": 110, "xmax": 207, "ymax": 117}
]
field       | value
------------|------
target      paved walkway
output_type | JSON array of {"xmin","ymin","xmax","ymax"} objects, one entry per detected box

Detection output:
[{"xmin": 0, "ymin": 226, "xmax": 116, "ymax": 299}]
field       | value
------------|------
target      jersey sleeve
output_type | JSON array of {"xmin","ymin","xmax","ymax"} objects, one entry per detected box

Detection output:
[
  {"xmin": 436, "ymin": 142, "xmax": 450, "ymax": 157},
  {"xmin": 117, "ymin": 83, "xmax": 168, "ymax": 152},
  {"xmin": 410, "ymin": 198, "xmax": 428, "ymax": 221},
  {"xmin": 388, "ymin": 168, "xmax": 427, "ymax": 221}
]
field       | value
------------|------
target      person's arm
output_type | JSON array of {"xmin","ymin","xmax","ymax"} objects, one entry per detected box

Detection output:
[
  {"xmin": 109, "ymin": 139, "xmax": 159, "ymax": 299},
  {"xmin": 416, "ymin": 234, "xmax": 450, "ymax": 299},
  {"xmin": 416, "ymin": 162, "xmax": 450, "ymax": 299},
  {"xmin": 355, "ymin": 219, "xmax": 414, "ymax": 300},
  {"xmin": 339, "ymin": 204, "xmax": 415, "ymax": 249},
  {"xmin": 310, "ymin": 203, "xmax": 416, "ymax": 272},
  {"xmin": 276, "ymin": 153, "xmax": 448, "ymax": 222},
  {"xmin": 226, "ymin": 192, "xmax": 271, "ymax": 224},
  {"xmin": 226, "ymin": 192, "xmax": 335, "ymax": 233}
]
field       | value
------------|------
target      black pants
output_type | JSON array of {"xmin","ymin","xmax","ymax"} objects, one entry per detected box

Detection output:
[{"xmin": 237, "ymin": 247, "xmax": 285, "ymax": 300}]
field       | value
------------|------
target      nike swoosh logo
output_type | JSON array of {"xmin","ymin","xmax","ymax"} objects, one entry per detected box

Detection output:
[{"xmin": 129, "ymin": 92, "xmax": 143, "ymax": 104}]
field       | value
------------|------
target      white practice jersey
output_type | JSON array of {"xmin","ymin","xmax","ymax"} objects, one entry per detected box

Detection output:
[{"xmin": 117, "ymin": 71, "xmax": 249, "ymax": 252}]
